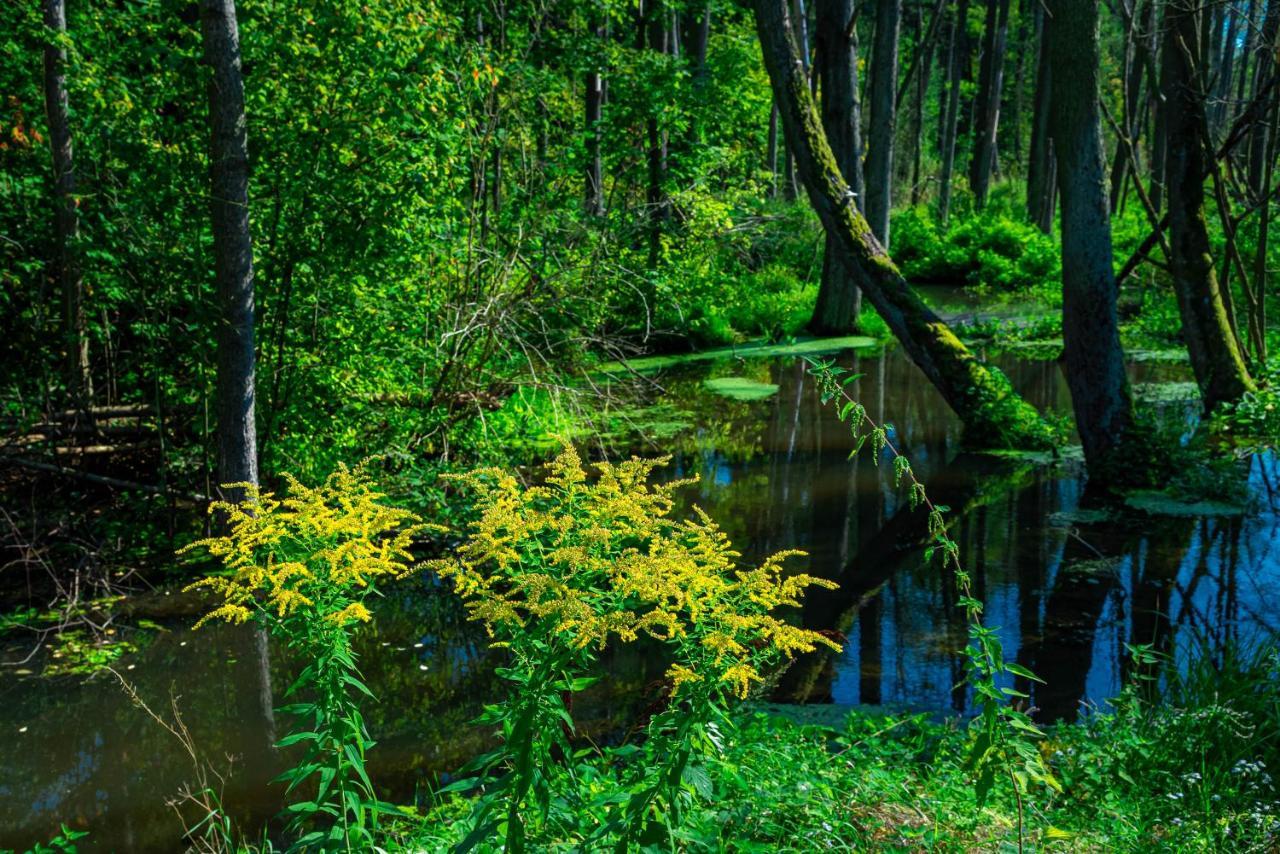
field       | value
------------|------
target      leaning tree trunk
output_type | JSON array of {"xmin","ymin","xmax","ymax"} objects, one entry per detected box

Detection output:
[
  {"xmin": 42, "ymin": 0, "xmax": 91, "ymax": 411},
  {"xmin": 1025, "ymin": 1, "xmax": 1055, "ymax": 231},
  {"xmin": 865, "ymin": 0, "xmax": 901, "ymax": 247},
  {"xmin": 1162, "ymin": 0, "xmax": 1255, "ymax": 410},
  {"xmin": 752, "ymin": 0, "xmax": 1054, "ymax": 448},
  {"xmin": 810, "ymin": 0, "xmax": 865, "ymax": 335},
  {"xmin": 968, "ymin": 0, "xmax": 1011, "ymax": 207},
  {"xmin": 201, "ymin": 0, "xmax": 259, "ymax": 500},
  {"xmin": 1047, "ymin": 0, "xmax": 1136, "ymax": 475}
]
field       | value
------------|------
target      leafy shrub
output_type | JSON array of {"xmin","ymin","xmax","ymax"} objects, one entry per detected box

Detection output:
[
  {"xmin": 1215, "ymin": 361, "xmax": 1280, "ymax": 447},
  {"xmin": 892, "ymin": 206, "xmax": 1061, "ymax": 291}
]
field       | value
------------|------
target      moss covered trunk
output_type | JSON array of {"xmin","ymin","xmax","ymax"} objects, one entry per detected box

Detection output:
[
  {"xmin": 1161, "ymin": 0, "xmax": 1255, "ymax": 412},
  {"xmin": 752, "ymin": 0, "xmax": 1054, "ymax": 448}
]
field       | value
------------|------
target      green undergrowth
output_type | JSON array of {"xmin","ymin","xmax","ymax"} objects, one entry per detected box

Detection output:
[
  {"xmin": 404, "ymin": 642, "xmax": 1280, "ymax": 851},
  {"xmin": 893, "ymin": 204, "xmax": 1061, "ymax": 293}
]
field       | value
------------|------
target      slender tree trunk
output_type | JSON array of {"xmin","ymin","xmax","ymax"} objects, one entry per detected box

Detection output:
[
  {"xmin": 644, "ymin": 0, "xmax": 669, "ymax": 267},
  {"xmin": 1026, "ymin": 1, "xmax": 1054, "ymax": 231},
  {"xmin": 768, "ymin": 101, "xmax": 780, "ymax": 195},
  {"xmin": 1047, "ymin": 0, "xmax": 1136, "ymax": 475},
  {"xmin": 1148, "ymin": 1, "xmax": 1168, "ymax": 214},
  {"xmin": 1249, "ymin": 0, "xmax": 1280, "ymax": 198},
  {"xmin": 810, "ymin": 0, "xmax": 865, "ymax": 334},
  {"xmin": 201, "ymin": 0, "xmax": 259, "ymax": 499},
  {"xmin": 1212, "ymin": 0, "xmax": 1242, "ymax": 133},
  {"xmin": 968, "ymin": 0, "xmax": 1011, "ymax": 207},
  {"xmin": 866, "ymin": 0, "xmax": 902, "ymax": 246},
  {"xmin": 42, "ymin": 0, "xmax": 91, "ymax": 410},
  {"xmin": 1109, "ymin": 0, "xmax": 1152, "ymax": 213},
  {"xmin": 1162, "ymin": 0, "xmax": 1255, "ymax": 410},
  {"xmin": 784, "ymin": 145, "xmax": 798, "ymax": 200},
  {"xmin": 1252, "ymin": 86, "xmax": 1278, "ymax": 362},
  {"xmin": 585, "ymin": 24, "xmax": 604, "ymax": 216},
  {"xmin": 1234, "ymin": 0, "xmax": 1260, "ymax": 136},
  {"xmin": 939, "ymin": 0, "xmax": 970, "ymax": 225},
  {"xmin": 753, "ymin": 0, "xmax": 1054, "ymax": 448},
  {"xmin": 1010, "ymin": 0, "xmax": 1030, "ymax": 165}
]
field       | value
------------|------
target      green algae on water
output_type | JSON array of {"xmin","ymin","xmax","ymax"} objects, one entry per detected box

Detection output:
[{"xmin": 702, "ymin": 377, "xmax": 781, "ymax": 401}]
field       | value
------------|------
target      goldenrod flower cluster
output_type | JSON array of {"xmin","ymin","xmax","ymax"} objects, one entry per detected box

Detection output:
[
  {"xmin": 430, "ymin": 444, "xmax": 840, "ymax": 701},
  {"xmin": 182, "ymin": 466, "xmax": 428, "ymax": 629}
]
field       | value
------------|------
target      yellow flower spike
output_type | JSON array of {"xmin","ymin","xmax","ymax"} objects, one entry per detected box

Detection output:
[
  {"xmin": 667, "ymin": 664, "xmax": 703, "ymax": 695},
  {"xmin": 719, "ymin": 664, "xmax": 763, "ymax": 700},
  {"xmin": 181, "ymin": 467, "xmax": 422, "ymax": 630},
  {"xmin": 437, "ymin": 449, "xmax": 844, "ymax": 706},
  {"xmin": 327, "ymin": 602, "xmax": 373, "ymax": 626}
]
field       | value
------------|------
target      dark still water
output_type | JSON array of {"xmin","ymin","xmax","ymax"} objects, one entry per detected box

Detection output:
[{"xmin": 2, "ymin": 340, "xmax": 1277, "ymax": 851}]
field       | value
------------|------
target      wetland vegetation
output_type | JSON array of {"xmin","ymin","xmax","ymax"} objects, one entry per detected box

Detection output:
[{"xmin": 2, "ymin": 0, "xmax": 1280, "ymax": 850}]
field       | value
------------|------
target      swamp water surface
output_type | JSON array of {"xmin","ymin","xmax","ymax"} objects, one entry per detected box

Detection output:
[{"xmin": 3, "ymin": 328, "xmax": 1279, "ymax": 851}]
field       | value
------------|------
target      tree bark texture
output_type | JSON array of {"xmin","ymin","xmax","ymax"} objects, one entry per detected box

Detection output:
[
  {"xmin": 938, "ymin": 0, "xmax": 970, "ymax": 225},
  {"xmin": 1047, "ymin": 0, "xmax": 1136, "ymax": 472},
  {"xmin": 1025, "ymin": 1, "xmax": 1055, "ymax": 231},
  {"xmin": 1161, "ymin": 0, "xmax": 1255, "ymax": 410},
  {"xmin": 201, "ymin": 0, "xmax": 260, "ymax": 498},
  {"xmin": 42, "ymin": 0, "xmax": 92, "ymax": 409},
  {"xmin": 865, "ymin": 0, "xmax": 901, "ymax": 246},
  {"xmin": 810, "ymin": 0, "xmax": 865, "ymax": 334},
  {"xmin": 968, "ymin": 0, "xmax": 1010, "ymax": 207}
]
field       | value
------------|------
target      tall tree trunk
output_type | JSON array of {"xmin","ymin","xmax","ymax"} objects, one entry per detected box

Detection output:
[
  {"xmin": 1212, "ymin": 0, "xmax": 1242, "ymax": 133},
  {"xmin": 907, "ymin": 0, "xmax": 940, "ymax": 204},
  {"xmin": 1025, "ymin": 1, "xmax": 1054, "ymax": 231},
  {"xmin": 42, "ymin": 0, "xmax": 91, "ymax": 410},
  {"xmin": 644, "ymin": 0, "xmax": 669, "ymax": 267},
  {"xmin": 1162, "ymin": 0, "xmax": 1255, "ymax": 410},
  {"xmin": 1108, "ymin": 0, "xmax": 1153, "ymax": 213},
  {"xmin": 1248, "ymin": 0, "xmax": 1280, "ymax": 198},
  {"xmin": 752, "ymin": 0, "xmax": 1054, "ymax": 448},
  {"xmin": 1251, "ymin": 85, "xmax": 1278, "ymax": 363},
  {"xmin": 1009, "ymin": 0, "xmax": 1030, "ymax": 165},
  {"xmin": 1047, "ymin": 0, "xmax": 1136, "ymax": 475},
  {"xmin": 201, "ymin": 0, "xmax": 259, "ymax": 500},
  {"xmin": 968, "ymin": 0, "xmax": 1011, "ymax": 207},
  {"xmin": 1148, "ymin": 0, "xmax": 1169, "ymax": 214},
  {"xmin": 585, "ymin": 24, "xmax": 604, "ymax": 216},
  {"xmin": 866, "ymin": 0, "xmax": 902, "ymax": 246},
  {"xmin": 939, "ymin": 0, "xmax": 970, "ymax": 225},
  {"xmin": 810, "ymin": 0, "xmax": 865, "ymax": 334}
]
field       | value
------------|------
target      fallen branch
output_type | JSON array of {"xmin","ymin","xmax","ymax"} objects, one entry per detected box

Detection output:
[{"xmin": 0, "ymin": 456, "xmax": 207, "ymax": 502}]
